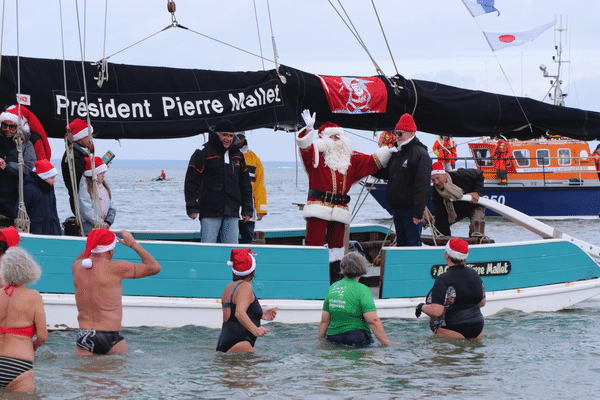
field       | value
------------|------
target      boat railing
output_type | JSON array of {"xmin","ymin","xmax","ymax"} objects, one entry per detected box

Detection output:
[{"xmin": 449, "ymin": 155, "xmax": 594, "ymax": 185}]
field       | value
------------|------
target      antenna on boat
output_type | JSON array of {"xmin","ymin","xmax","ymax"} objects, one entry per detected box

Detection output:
[{"xmin": 540, "ymin": 16, "xmax": 569, "ymax": 107}]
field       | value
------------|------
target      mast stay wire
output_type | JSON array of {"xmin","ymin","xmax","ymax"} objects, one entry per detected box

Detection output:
[
  {"xmin": 59, "ymin": 0, "xmax": 85, "ymax": 235},
  {"xmin": 369, "ymin": 0, "xmax": 399, "ymax": 77},
  {"xmin": 252, "ymin": 0, "xmax": 265, "ymax": 70},
  {"xmin": 327, "ymin": 0, "xmax": 386, "ymax": 77},
  {"xmin": 74, "ymin": 0, "xmax": 104, "ymax": 230}
]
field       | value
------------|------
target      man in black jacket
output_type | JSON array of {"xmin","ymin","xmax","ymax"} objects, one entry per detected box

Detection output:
[
  {"xmin": 430, "ymin": 161, "xmax": 486, "ymax": 237},
  {"xmin": 376, "ymin": 113, "xmax": 431, "ymax": 246},
  {"xmin": 184, "ymin": 119, "xmax": 253, "ymax": 243}
]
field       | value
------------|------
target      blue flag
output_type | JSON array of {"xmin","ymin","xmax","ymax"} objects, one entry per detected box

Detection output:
[{"xmin": 462, "ymin": 0, "xmax": 500, "ymax": 17}]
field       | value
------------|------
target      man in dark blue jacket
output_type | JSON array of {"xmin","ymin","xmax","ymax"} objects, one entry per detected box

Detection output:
[
  {"xmin": 184, "ymin": 119, "xmax": 253, "ymax": 243},
  {"xmin": 375, "ymin": 113, "xmax": 431, "ymax": 246}
]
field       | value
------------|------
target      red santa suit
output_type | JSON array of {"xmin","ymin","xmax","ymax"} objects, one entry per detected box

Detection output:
[{"xmin": 296, "ymin": 122, "xmax": 391, "ymax": 272}]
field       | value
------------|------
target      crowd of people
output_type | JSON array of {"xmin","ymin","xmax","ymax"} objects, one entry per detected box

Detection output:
[{"xmin": 0, "ymin": 110, "xmax": 499, "ymax": 392}]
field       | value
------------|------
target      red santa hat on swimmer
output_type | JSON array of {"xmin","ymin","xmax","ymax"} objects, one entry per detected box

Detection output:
[
  {"xmin": 34, "ymin": 159, "xmax": 58, "ymax": 180},
  {"xmin": 227, "ymin": 248, "xmax": 256, "ymax": 276},
  {"xmin": 395, "ymin": 113, "xmax": 417, "ymax": 132},
  {"xmin": 0, "ymin": 226, "xmax": 20, "ymax": 248},
  {"xmin": 445, "ymin": 237, "xmax": 469, "ymax": 261},
  {"xmin": 82, "ymin": 229, "xmax": 117, "ymax": 268},
  {"xmin": 431, "ymin": 161, "xmax": 446, "ymax": 176},
  {"xmin": 84, "ymin": 156, "xmax": 108, "ymax": 177},
  {"xmin": 68, "ymin": 118, "xmax": 93, "ymax": 141}
]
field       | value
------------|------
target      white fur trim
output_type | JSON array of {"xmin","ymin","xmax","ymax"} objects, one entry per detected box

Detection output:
[
  {"xmin": 315, "ymin": 139, "xmax": 328, "ymax": 152},
  {"xmin": 303, "ymin": 203, "xmax": 352, "ymax": 225},
  {"xmin": 0, "ymin": 113, "xmax": 30, "ymax": 133},
  {"xmin": 296, "ymin": 128, "xmax": 314, "ymax": 149},
  {"xmin": 321, "ymin": 127, "xmax": 344, "ymax": 137},
  {"xmin": 374, "ymin": 147, "xmax": 391, "ymax": 168},
  {"xmin": 84, "ymin": 163, "xmax": 108, "ymax": 177},
  {"xmin": 445, "ymin": 242, "xmax": 468, "ymax": 260},
  {"xmin": 329, "ymin": 247, "xmax": 345, "ymax": 262},
  {"xmin": 90, "ymin": 237, "xmax": 118, "ymax": 253},
  {"xmin": 36, "ymin": 167, "xmax": 58, "ymax": 180},
  {"xmin": 432, "ymin": 168, "xmax": 446, "ymax": 176},
  {"xmin": 72, "ymin": 125, "xmax": 93, "ymax": 141}
]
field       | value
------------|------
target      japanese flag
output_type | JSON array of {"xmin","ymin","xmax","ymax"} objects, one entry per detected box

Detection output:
[{"xmin": 484, "ymin": 19, "xmax": 556, "ymax": 51}]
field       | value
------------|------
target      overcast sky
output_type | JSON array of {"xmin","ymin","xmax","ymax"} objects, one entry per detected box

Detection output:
[{"xmin": 2, "ymin": 0, "xmax": 599, "ymax": 161}]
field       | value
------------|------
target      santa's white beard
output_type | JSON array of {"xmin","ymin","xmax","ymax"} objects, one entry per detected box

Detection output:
[{"xmin": 322, "ymin": 135, "xmax": 353, "ymax": 175}]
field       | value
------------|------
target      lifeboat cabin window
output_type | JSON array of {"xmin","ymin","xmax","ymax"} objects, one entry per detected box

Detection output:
[
  {"xmin": 557, "ymin": 148, "xmax": 571, "ymax": 165},
  {"xmin": 513, "ymin": 149, "xmax": 530, "ymax": 167},
  {"xmin": 474, "ymin": 148, "xmax": 494, "ymax": 167},
  {"xmin": 536, "ymin": 149, "xmax": 550, "ymax": 167}
]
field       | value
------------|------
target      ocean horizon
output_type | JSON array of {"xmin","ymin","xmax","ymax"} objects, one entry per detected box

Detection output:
[{"xmin": 50, "ymin": 159, "xmax": 301, "ymax": 169}]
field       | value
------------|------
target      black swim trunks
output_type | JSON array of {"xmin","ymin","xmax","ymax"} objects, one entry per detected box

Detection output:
[{"xmin": 76, "ymin": 329, "xmax": 125, "ymax": 355}]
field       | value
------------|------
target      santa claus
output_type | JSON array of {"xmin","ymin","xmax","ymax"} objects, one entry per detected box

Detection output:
[{"xmin": 296, "ymin": 109, "xmax": 391, "ymax": 284}]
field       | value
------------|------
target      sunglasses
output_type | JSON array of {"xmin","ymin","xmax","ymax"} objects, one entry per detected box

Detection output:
[{"xmin": 1, "ymin": 122, "xmax": 17, "ymax": 131}]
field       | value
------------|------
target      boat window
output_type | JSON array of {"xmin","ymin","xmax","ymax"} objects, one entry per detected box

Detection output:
[
  {"xmin": 513, "ymin": 149, "xmax": 530, "ymax": 167},
  {"xmin": 558, "ymin": 148, "xmax": 571, "ymax": 165},
  {"xmin": 473, "ymin": 148, "xmax": 493, "ymax": 167},
  {"xmin": 536, "ymin": 149, "xmax": 550, "ymax": 166}
]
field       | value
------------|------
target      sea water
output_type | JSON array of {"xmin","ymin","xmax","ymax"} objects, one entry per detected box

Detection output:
[{"xmin": 18, "ymin": 165, "xmax": 600, "ymax": 399}]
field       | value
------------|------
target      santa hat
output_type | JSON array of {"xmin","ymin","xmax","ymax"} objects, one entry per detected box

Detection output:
[
  {"xmin": 34, "ymin": 159, "xmax": 58, "ymax": 180},
  {"xmin": 227, "ymin": 248, "xmax": 256, "ymax": 276},
  {"xmin": 84, "ymin": 156, "xmax": 108, "ymax": 177},
  {"xmin": 82, "ymin": 229, "xmax": 117, "ymax": 268},
  {"xmin": 445, "ymin": 237, "xmax": 469, "ymax": 261},
  {"xmin": 318, "ymin": 122, "xmax": 344, "ymax": 139},
  {"xmin": 395, "ymin": 113, "xmax": 417, "ymax": 132},
  {"xmin": 0, "ymin": 226, "xmax": 20, "ymax": 248},
  {"xmin": 431, "ymin": 161, "xmax": 446, "ymax": 176},
  {"xmin": 0, "ymin": 105, "xmax": 51, "ymax": 160},
  {"xmin": 68, "ymin": 118, "xmax": 93, "ymax": 141}
]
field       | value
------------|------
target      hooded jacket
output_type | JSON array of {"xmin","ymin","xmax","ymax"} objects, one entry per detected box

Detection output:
[{"xmin": 184, "ymin": 131, "xmax": 253, "ymax": 219}]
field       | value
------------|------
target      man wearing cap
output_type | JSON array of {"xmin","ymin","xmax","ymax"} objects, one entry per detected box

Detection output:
[
  {"xmin": 236, "ymin": 132, "xmax": 267, "ymax": 244},
  {"xmin": 61, "ymin": 118, "xmax": 95, "ymax": 215},
  {"xmin": 184, "ymin": 119, "xmax": 253, "ymax": 243},
  {"xmin": 430, "ymin": 161, "xmax": 486, "ymax": 238},
  {"xmin": 18, "ymin": 160, "xmax": 61, "ymax": 235},
  {"xmin": 297, "ymin": 110, "xmax": 391, "ymax": 284},
  {"xmin": 0, "ymin": 105, "xmax": 37, "ymax": 221},
  {"xmin": 375, "ymin": 113, "xmax": 431, "ymax": 246},
  {"xmin": 72, "ymin": 229, "xmax": 161, "ymax": 355}
]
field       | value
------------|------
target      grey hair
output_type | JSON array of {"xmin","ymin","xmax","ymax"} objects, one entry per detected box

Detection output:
[
  {"xmin": 1, "ymin": 247, "xmax": 42, "ymax": 286},
  {"xmin": 340, "ymin": 252, "xmax": 369, "ymax": 279}
]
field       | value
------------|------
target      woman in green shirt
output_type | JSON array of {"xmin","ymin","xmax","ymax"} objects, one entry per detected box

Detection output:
[{"xmin": 318, "ymin": 252, "xmax": 392, "ymax": 347}]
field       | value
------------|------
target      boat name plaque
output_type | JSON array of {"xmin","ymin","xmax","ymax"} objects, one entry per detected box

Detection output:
[{"xmin": 431, "ymin": 261, "xmax": 511, "ymax": 278}]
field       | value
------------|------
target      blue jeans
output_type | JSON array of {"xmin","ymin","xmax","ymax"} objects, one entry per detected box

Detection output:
[
  {"xmin": 238, "ymin": 220, "xmax": 255, "ymax": 244},
  {"xmin": 200, "ymin": 217, "xmax": 239, "ymax": 244},
  {"xmin": 393, "ymin": 208, "xmax": 423, "ymax": 247}
]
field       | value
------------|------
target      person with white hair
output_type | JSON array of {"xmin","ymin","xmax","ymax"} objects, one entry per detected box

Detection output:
[
  {"xmin": 415, "ymin": 238, "xmax": 486, "ymax": 339},
  {"xmin": 318, "ymin": 252, "xmax": 392, "ymax": 347},
  {"xmin": 0, "ymin": 247, "xmax": 47, "ymax": 392},
  {"xmin": 296, "ymin": 110, "xmax": 391, "ymax": 284}
]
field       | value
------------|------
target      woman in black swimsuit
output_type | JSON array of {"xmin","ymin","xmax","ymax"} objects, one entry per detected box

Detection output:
[
  {"xmin": 216, "ymin": 248, "xmax": 277, "ymax": 353},
  {"xmin": 415, "ymin": 238, "xmax": 486, "ymax": 339}
]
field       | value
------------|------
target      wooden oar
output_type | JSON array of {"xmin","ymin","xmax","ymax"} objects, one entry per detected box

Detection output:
[{"xmin": 459, "ymin": 195, "xmax": 600, "ymax": 262}]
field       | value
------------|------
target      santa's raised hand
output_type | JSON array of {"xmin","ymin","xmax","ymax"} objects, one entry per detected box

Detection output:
[{"xmin": 301, "ymin": 109, "xmax": 316, "ymax": 131}]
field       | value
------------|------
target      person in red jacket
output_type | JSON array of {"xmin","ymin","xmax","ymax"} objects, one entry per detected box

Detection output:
[
  {"xmin": 432, "ymin": 136, "xmax": 457, "ymax": 170},
  {"xmin": 491, "ymin": 139, "xmax": 512, "ymax": 184},
  {"xmin": 592, "ymin": 144, "xmax": 600, "ymax": 181},
  {"xmin": 296, "ymin": 110, "xmax": 391, "ymax": 284}
]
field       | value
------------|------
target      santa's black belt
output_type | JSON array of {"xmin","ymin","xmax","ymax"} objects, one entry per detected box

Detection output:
[{"xmin": 308, "ymin": 189, "xmax": 350, "ymax": 205}]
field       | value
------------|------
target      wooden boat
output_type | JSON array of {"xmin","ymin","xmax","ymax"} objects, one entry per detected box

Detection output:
[{"xmin": 26, "ymin": 201, "xmax": 600, "ymax": 329}]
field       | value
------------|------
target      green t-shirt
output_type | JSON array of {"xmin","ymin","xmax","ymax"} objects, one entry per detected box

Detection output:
[{"xmin": 322, "ymin": 278, "xmax": 377, "ymax": 335}]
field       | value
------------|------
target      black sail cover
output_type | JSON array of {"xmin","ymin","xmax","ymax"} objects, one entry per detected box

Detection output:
[{"xmin": 1, "ymin": 55, "xmax": 599, "ymax": 141}]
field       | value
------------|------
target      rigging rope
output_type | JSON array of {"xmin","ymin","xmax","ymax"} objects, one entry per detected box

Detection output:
[
  {"xmin": 74, "ymin": 0, "xmax": 103, "ymax": 230},
  {"xmin": 369, "ymin": 0, "xmax": 398, "ymax": 76},
  {"xmin": 59, "ymin": 0, "xmax": 84, "ymax": 235},
  {"xmin": 0, "ymin": 0, "xmax": 5, "ymax": 83},
  {"xmin": 252, "ymin": 0, "xmax": 265, "ymax": 70},
  {"xmin": 327, "ymin": 0, "xmax": 385, "ymax": 77}
]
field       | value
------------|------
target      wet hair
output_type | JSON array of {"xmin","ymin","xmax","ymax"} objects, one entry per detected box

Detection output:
[
  {"xmin": 0, "ymin": 241, "xmax": 8, "ymax": 256},
  {"xmin": 232, "ymin": 270, "xmax": 255, "ymax": 281},
  {"xmin": 340, "ymin": 252, "xmax": 369, "ymax": 279},
  {"xmin": 1, "ymin": 247, "xmax": 41, "ymax": 286},
  {"xmin": 446, "ymin": 253, "xmax": 467, "ymax": 267}
]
